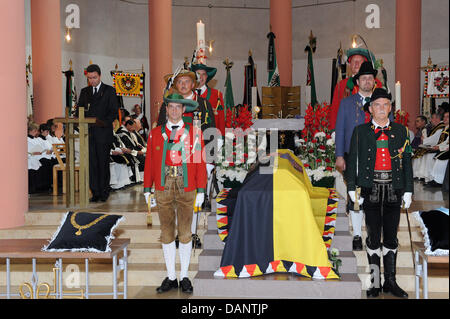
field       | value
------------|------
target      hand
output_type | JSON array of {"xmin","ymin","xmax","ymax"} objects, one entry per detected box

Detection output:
[
  {"xmin": 402, "ymin": 192, "xmax": 412, "ymax": 209},
  {"xmin": 335, "ymin": 157, "xmax": 346, "ymax": 173},
  {"xmin": 348, "ymin": 191, "xmax": 364, "ymax": 206},
  {"xmin": 144, "ymin": 192, "xmax": 151, "ymax": 204},
  {"xmin": 195, "ymin": 193, "xmax": 205, "ymax": 209}
]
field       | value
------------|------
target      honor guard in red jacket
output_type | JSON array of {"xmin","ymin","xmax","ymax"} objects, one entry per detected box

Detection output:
[{"xmin": 143, "ymin": 93, "xmax": 207, "ymax": 294}]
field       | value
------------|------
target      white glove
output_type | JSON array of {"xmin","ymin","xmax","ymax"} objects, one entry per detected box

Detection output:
[
  {"xmin": 207, "ymin": 164, "xmax": 215, "ymax": 176},
  {"xmin": 144, "ymin": 192, "xmax": 151, "ymax": 204},
  {"xmin": 402, "ymin": 192, "xmax": 412, "ymax": 209},
  {"xmin": 150, "ymin": 196, "xmax": 157, "ymax": 208},
  {"xmin": 348, "ymin": 191, "xmax": 364, "ymax": 206},
  {"xmin": 195, "ymin": 193, "xmax": 205, "ymax": 208}
]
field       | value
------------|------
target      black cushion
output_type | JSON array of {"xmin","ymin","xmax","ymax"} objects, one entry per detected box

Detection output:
[
  {"xmin": 42, "ymin": 211, "xmax": 124, "ymax": 253},
  {"xmin": 414, "ymin": 209, "xmax": 449, "ymax": 254}
]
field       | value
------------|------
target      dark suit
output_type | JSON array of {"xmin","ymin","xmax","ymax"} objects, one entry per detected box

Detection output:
[
  {"xmin": 345, "ymin": 121, "xmax": 413, "ymax": 250},
  {"xmin": 77, "ymin": 83, "xmax": 119, "ymax": 200}
]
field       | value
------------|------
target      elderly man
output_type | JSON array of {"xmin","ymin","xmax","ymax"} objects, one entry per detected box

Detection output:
[
  {"xmin": 143, "ymin": 93, "xmax": 206, "ymax": 294},
  {"xmin": 329, "ymin": 48, "xmax": 382, "ymax": 129},
  {"xmin": 346, "ymin": 88, "xmax": 412, "ymax": 298},
  {"xmin": 335, "ymin": 61, "xmax": 378, "ymax": 251}
]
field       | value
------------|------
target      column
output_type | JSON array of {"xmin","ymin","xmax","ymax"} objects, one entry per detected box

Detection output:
[
  {"xmin": 270, "ymin": 0, "xmax": 292, "ymax": 86},
  {"xmin": 31, "ymin": 0, "xmax": 63, "ymax": 125},
  {"xmin": 0, "ymin": 0, "xmax": 27, "ymax": 229},
  {"xmin": 396, "ymin": 0, "xmax": 421, "ymax": 130},
  {"xmin": 149, "ymin": 0, "xmax": 172, "ymax": 127}
]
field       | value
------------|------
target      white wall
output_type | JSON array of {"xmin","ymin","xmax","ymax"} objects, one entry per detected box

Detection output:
[{"xmin": 24, "ymin": 0, "xmax": 449, "ymax": 123}]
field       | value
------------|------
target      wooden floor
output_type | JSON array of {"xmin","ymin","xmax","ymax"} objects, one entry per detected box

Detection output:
[{"xmin": 21, "ymin": 180, "xmax": 450, "ymax": 299}]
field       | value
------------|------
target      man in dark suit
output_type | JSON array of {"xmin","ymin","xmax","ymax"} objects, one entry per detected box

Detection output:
[
  {"xmin": 346, "ymin": 88, "xmax": 413, "ymax": 298},
  {"xmin": 77, "ymin": 64, "xmax": 119, "ymax": 202},
  {"xmin": 335, "ymin": 61, "xmax": 377, "ymax": 251}
]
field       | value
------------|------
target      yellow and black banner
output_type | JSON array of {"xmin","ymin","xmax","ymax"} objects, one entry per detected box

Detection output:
[{"xmin": 113, "ymin": 72, "xmax": 144, "ymax": 97}]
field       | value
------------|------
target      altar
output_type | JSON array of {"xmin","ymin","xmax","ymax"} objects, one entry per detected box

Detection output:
[{"xmin": 251, "ymin": 118, "xmax": 304, "ymax": 131}]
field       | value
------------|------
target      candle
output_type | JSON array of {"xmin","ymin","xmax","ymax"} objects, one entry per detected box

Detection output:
[
  {"xmin": 196, "ymin": 20, "xmax": 206, "ymax": 64},
  {"xmin": 395, "ymin": 81, "xmax": 401, "ymax": 111}
]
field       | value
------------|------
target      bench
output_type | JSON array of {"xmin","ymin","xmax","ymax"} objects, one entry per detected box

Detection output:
[
  {"xmin": 413, "ymin": 241, "xmax": 449, "ymax": 299},
  {"xmin": 0, "ymin": 238, "xmax": 130, "ymax": 299}
]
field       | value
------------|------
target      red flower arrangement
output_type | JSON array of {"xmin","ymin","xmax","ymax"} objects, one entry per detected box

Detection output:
[
  {"xmin": 394, "ymin": 110, "xmax": 409, "ymax": 126},
  {"xmin": 297, "ymin": 102, "xmax": 337, "ymax": 185},
  {"xmin": 225, "ymin": 104, "xmax": 254, "ymax": 130}
]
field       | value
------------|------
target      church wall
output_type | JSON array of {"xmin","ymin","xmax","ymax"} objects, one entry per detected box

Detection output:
[{"xmin": 25, "ymin": 0, "xmax": 449, "ymax": 124}]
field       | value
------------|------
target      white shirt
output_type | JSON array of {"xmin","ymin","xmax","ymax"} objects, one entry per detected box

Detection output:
[
  {"xmin": 93, "ymin": 82, "xmax": 102, "ymax": 94},
  {"xmin": 166, "ymin": 119, "xmax": 184, "ymax": 132},
  {"xmin": 197, "ymin": 85, "xmax": 207, "ymax": 96},
  {"xmin": 372, "ymin": 119, "xmax": 390, "ymax": 130}
]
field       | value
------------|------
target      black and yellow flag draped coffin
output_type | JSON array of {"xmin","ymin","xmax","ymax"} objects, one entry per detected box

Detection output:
[{"xmin": 215, "ymin": 150, "xmax": 339, "ymax": 279}]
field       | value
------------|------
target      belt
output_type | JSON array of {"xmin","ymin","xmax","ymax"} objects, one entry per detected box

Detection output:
[
  {"xmin": 165, "ymin": 165, "xmax": 183, "ymax": 178},
  {"xmin": 373, "ymin": 170, "xmax": 392, "ymax": 183}
]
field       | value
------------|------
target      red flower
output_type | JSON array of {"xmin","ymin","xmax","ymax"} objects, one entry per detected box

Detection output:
[
  {"xmin": 326, "ymin": 166, "xmax": 333, "ymax": 171},
  {"xmin": 316, "ymin": 159, "xmax": 322, "ymax": 163},
  {"xmin": 304, "ymin": 163, "xmax": 310, "ymax": 168}
]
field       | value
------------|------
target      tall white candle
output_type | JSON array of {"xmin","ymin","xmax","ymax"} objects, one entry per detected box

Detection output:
[
  {"xmin": 196, "ymin": 20, "xmax": 206, "ymax": 64},
  {"xmin": 395, "ymin": 81, "xmax": 401, "ymax": 111}
]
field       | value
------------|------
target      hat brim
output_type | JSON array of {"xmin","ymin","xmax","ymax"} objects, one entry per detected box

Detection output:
[
  {"xmin": 163, "ymin": 72, "xmax": 198, "ymax": 88},
  {"xmin": 191, "ymin": 64, "xmax": 217, "ymax": 83},
  {"xmin": 164, "ymin": 98, "xmax": 199, "ymax": 113},
  {"xmin": 353, "ymin": 69, "xmax": 378, "ymax": 86},
  {"xmin": 364, "ymin": 92, "xmax": 392, "ymax": 113},
  {"xmin": 346, "ymin": 48, "xmax": 376, "ymax": 63}
]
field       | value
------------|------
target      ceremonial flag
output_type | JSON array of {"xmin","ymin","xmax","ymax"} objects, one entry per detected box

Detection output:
[
  {"xmin": 330, "ymin": 43, "xmax": 345, "ymax": 104},
  {"xmin": 214, "ymin": 150, "xmax": 340, "ymax": 279},
  {"xmin": 113, "ymin": 72, "xmax": 144, "ymax": 97},
  {"xmin": 223, "ymin": 59, "xmax": 235, "ymax": 111},
  {"xmin": 267, "ymin": 31, "xmax": 280, "ymax": 87},
  {"xmin": 63, "ymin": 69, "xmax": 74, "ymax": 114},
  {"xmin": 305, "ymin": 31, "xmax": 318, "ymax": 107},
  {"xmin": 243, "ymin": 51, "xmax": 261, "ymax": 108}
]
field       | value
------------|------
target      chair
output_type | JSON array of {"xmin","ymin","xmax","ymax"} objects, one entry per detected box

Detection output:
[{"xmin": 52, "ymin": 143, "xmax": 80, "ymax": 196}]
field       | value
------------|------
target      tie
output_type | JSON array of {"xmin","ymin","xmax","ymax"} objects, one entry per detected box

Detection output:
[
  {"xmin": 94, "ymin": 87, "xmax": 98, "ymax": 95},
  {"xmin": 169, "ymin": 125, "xmax": 179, "ymax": 143},
  {"xmin": 374, "ymin": 126, "xmax": 389, "ymax": 139},
  {"xmin": 196, "ymin": 89, "xmax": 202, "ymax": 96}
]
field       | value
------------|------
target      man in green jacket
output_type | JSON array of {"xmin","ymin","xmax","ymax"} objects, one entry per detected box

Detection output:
[{"xmin": 345, "ymin": 88, "xmax": 413, "ymax": 298}]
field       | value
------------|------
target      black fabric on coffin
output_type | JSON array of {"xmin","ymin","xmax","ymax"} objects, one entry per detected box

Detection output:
[
  {"xmin": 419, "ymin": 210, "xmax": 449, "ymax": 251},
  {"xmin": 42, "ymin": 211, "xmax": 124, "ymax": 252}
]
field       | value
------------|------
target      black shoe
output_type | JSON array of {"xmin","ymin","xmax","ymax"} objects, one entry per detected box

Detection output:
[
  {"xmin": 352, "ymin": 236, "xmax": 363, "ymax": 251},
  {"xmin": 383, "ymin": 277, "xmax": 408, "ymax": 298},
  {"xmin": 203, "ymin": 198, "xmax": 211, "ymax": 210},
  {"xmin": 192, "ymin": 234, "xmax": 202, "ymax": 248},
  {"xmin": 382, "ymin": 247, "xmax": 408, "ymax": 298},
  {"xmin": 156, "ymin": 277, "xmax": 178, "ymax": 293},
  {"xmin": 366, "ymin": 287, "xmax": 381, "ymax": 298},
  {"xmin": 175, "ymin": 236, "xmax": 179, "ymax": 249},
  {"xmin": 89, "ymin": 196, "xmax": 99, "ymax": 203},
  {"xmin": 179, "ymin": 278, "xmax": 193, "ymax": 293}
]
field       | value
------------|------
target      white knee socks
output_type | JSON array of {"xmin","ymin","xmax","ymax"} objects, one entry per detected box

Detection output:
[
  {"xmin": 162, "ymin": 241, "xmax": 176, "ymax": 280},
  {"xmin": 179, "ymin": 241, "xmax": 192, "ymax": 280},
  {"xmin": 350, "ymin": 210, "xmax": 364, "ymax": 237}
]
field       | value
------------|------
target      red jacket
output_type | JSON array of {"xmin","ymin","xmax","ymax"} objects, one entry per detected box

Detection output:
[
  {"xmin": 201, "ymin": 87, "xmax": 226, "ymax": 135},
  {"xmin": 143, "ymin": 123, "xmax": 207, "ymax": 193}
]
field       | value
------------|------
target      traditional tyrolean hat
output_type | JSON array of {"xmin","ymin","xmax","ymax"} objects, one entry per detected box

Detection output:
[
  {"xmin": 363, "ymin": 88, "xmax": 392, "ymax": 112},
  {"xmin": 353, "ymin": 61, "xmax": 378, "ymax": 86},
  {"xmin": 163, "ymin": 93, "xmax": 199, "ymax": 113},
  {"xmin": 190, "ymin": 63, "xmax": 217, "ymax": 84}
]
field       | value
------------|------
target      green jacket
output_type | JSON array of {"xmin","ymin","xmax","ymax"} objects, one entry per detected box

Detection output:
[{"xmin": 345, "ymin": 122, "xmax": 414, "ymax": 193}]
